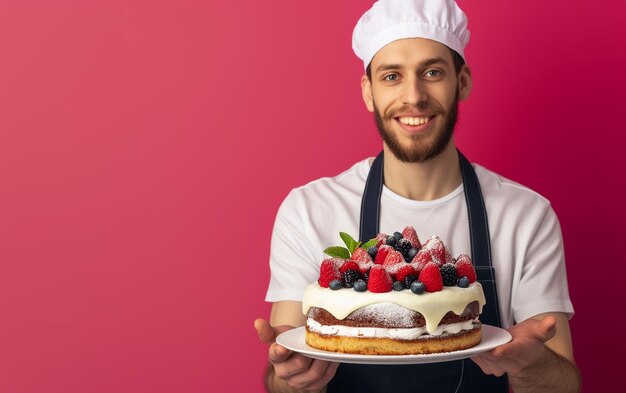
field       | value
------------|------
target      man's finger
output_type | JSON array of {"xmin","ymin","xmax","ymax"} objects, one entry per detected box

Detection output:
[
  {"xmin": 269, "ymin": 342, "xmax": 292, "ymax": 363},
  {"xmin": 254, "ymin": 318, "xmax": 277, "ymax": 343}
]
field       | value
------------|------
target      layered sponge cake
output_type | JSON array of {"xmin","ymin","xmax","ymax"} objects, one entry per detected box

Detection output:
[{"xmin": 302, "ymin": 227, "xmax": 486, "ymax": 355}]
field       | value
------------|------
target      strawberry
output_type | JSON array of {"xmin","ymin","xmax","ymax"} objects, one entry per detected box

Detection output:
[
  {"xmin": 318, "ymin": 259, "xmax": 341, "ymax": 288},
  {"xmin": 401, "ymin": 226, "xmax": 421, "ymax": 248},
  {"xmin": 375, "ymin": 233, "xmax": 388, "ymax": 247},
  {"xmin": 423, "ymin": 236, "xmax": 446, "ymax": 266},
  {"xmin": 411, "ymin": 248, "xmax": 433, "ymax": 264},
  {"xmin": 351, "ymin": 247, "xmax": 373, "ymax": 263},
  {"xmin": 455, "ymin": 254, "xmax": 477, "ymax": 283},
  {"xmin": 395, "ymin": 265, "xmax": 417, "ymax": 283},
  {"xmin": 418, "ymin": 262, "xmax": 443, "ymax": 292},
  {"xmin": 374, "ymin": 245, "xmax": 392, "ymax": 264},
  {"xmin": 382, "ymin": 249, "xmax": 405, "ymax": 274},
  {"xmin": 367, "ymin": 265, "xmax": 393, "ymax": 293},
  {"xmin": 339, "ymin": 261, "xmax": 360, "ymax": 274},
  {"xmin": 356, "ymin": 260, "xmax": 374, "ymax": 274}
]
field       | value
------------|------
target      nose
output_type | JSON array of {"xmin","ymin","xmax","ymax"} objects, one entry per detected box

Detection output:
[{"xmin": 402, "ymin": 76, "xmax": 428, "ymax": 106}]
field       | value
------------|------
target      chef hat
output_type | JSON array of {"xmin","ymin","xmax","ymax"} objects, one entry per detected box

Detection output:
[{"xmin": 352, "ymin": 0, "xmax": 470, "ymax": 70}]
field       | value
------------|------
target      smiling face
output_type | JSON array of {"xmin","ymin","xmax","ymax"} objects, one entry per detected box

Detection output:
[{"xmin": 361, "ymin": 38, "xmax": 472, "ymax": 162}]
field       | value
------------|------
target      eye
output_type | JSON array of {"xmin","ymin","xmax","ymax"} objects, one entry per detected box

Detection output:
[
  {"xmin": 425, "ymin": 70, "xmax": 442, "ymax": 78},
  {"xmin": 383, "ymin": 73, "xmax": 399, "ymax": 81}
]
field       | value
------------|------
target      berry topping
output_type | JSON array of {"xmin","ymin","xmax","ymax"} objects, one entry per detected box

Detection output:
[
  {"xmin": 393, "ymin": 281, "xmax": 404, "ymax": 291},
  {"xmin": 394, "ymin": 238, "xmax": 412, "ymax": 258},
  {"xmin": 329, "ymin": 279, "xmax": 343, "ymax": 290},
  {"xmin": 406, "ymin": 247, "xmax": 419, "ymax": 262},
  {"xmin": 393, "ymin": 231, "xmax": 403, "ymax": 241},
  {"xmin": 382, "ymin": 249, "xmax": 405, "ymax": 274},
  {"xmin": 318, "ymin": 259, "xmax": 341, "ymax": 288},
  {"xmin": 410, "ymin": 280, "xmax": 426, "ymax": 294},
  {"xmin": 339, "ymin": 261, "xmax": 360, "ymax": 274},
  {"xmin": 367, "ymin": 265, "xmax": 393, "ymax": 293},
  {"xmin": 454, "ymin": 254, "xmax": 477, "ymax": 283},
  {"xmin": 343, "ymin": 269, "xmax": 361, "ymax": 288},
  {"xmin": 385, "ymin": 235, "xmax": 397, "ymax": 247},
  {"xmin": 367, "ymin": 246, "xmax": 378, "ymax": 259},
  {"xmin": 412, "ymin": 248, "xmax": 433, "ymax": 265},
  {"xmin": 423, "ymin": 236, "xmax": 447, "ymax": 266},
  {"xmin": 440, "ymin": 263, "xmax": 458, "ymax": 286},
  {"xmin": 458, "ymin": 276, "xmax": 470, "ymax": 288},
  {"xmin": 404, "ymin": 274, "xmax": 418, "ymax": 288},
  {"xmin": 351, "ymin": 247, "xmax": 373, "ymax": 263},
  {"xmin": 375, "ymin": 232, "xmax": 388, "ymax": 247},
  {"xmin": 418, "ymin": 262, "xmax": 443, "ymax": 292},
  {"xmin": 374, "ymin": 245, "xmax": 392, "ymax": 264},
  {"xmin": 395, "ymin": 265, "xmax": 417, "ymax": 284},
  {"xmin": 401, "ymin": 226, "xmax": 421, "ymax": 248},
  {"xmin": 353, "ymin": 280, "xmax": 367, "ymax": 292}
]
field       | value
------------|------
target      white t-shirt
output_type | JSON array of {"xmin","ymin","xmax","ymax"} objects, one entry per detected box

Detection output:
[{"xmin": 265, "ymin": 158, "xmax": 574, "ymax": 328}]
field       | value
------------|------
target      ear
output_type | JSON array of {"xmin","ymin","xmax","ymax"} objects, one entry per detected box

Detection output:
[
  {"xmin": 457, "ymin": 65, "xmax": 472, "ymax": 101},
  {"xmin": 361, "ymin": 74, "xmax": 375, "ymax": 112}
]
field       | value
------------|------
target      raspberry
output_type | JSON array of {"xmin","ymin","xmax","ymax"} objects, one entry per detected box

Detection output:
[
  {"xmin": 440, "ymin": 263, "xmax": 458, "ymax": 286},
  {"xmin": 455, "ymin": 254, "xmax": 477, "ymax": 283},
  {"xmin": 318, "ymin": 259, "xmax": 341, "ymax": 288},
  {"xmin": 375, "ymin": 232, "xmax": 388, "ymax": 247},
  {"xmin": 418, "ymin": 262, "xmax": 443, "ymax": 292},
  {"xmin": 423, "ymin": 236, "xmax": 446, "ymax": 266},
  {"xmin": 367, "ymin": 265, "xmax": 393, "ymax": 293},
  {"xmin": 401, "ymin": 226, "xmax": 421, "ymax": 248}
]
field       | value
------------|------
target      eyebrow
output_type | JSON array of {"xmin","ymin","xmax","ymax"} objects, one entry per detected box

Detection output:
[{"xmin": 375, "ymin": 57, "xmax": 449, "ymax": 74}]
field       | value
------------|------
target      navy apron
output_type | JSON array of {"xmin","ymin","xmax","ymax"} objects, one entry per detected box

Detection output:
[{"xmin": 327, "ymin": 150, "xmax": 509, "ymax": 393}]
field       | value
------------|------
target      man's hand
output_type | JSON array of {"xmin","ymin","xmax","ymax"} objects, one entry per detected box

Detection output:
[
  {"xmin": 472, "ymin": 314, "xmax": 580, "ymax": 393},
  {"xmin": 254, "ymin": 318, "xmax": 339, "ymax": 393},
  {"xmin": 472, "ymin": 316, "xmax": 556, "ymax": 377}
]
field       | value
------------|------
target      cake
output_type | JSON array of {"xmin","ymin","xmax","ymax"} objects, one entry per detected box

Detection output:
[{"xmin": 302, "ymin": 227, "xmax": 486, "ymax": 355}]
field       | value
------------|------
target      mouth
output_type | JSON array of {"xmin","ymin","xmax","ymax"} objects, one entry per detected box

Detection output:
[{"xmin": 394, "ymin": 115, "xmax": 436, "ymax": 133}]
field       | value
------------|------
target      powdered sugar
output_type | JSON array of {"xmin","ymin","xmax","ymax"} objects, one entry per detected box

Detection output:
[{"xmin": 350, "ymin": 302, "xmax": 416, "ymax": 327}]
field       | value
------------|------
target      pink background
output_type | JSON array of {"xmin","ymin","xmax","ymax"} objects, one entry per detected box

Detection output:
[{"xmin": 1, "ymin": 0, "xmax": 625, "ymax": 391}]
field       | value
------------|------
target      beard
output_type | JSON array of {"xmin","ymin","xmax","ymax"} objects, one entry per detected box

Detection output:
[{"xmin": 373, "ymin": 89, "xmax": 459, "ymax": 163}]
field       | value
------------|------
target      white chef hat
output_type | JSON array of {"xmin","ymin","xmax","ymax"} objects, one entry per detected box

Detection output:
[{"xmin": 352, "ymin": 0, "xmax": 470, "ymax": 70}]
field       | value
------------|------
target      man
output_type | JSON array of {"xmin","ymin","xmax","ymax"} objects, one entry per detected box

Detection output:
[{"xmin": 255, "ymin": 0, "xmax": 581, "ymax": 392}]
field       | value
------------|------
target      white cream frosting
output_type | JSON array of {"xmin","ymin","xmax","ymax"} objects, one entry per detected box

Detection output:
[
  {"xmin": 302, "ymin": 282, "xmax": 485, "ymax": 334},
  {"xmin": 307, "ymin": 317, "xmax": 477, "ymax": 339}
]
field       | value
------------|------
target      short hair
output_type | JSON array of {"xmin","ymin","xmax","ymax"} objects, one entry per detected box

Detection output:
[{"xmin": 366, "ymin": 48, "xmax": 466, "ymax": 80}]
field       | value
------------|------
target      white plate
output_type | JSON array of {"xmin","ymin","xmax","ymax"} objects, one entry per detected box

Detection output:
[{"xmin": 275, "ymin": 325, "xmax": 511, "ymax": 365}]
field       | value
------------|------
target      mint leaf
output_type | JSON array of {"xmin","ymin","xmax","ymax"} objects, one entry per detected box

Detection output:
[
  {"xmin": 360, "ymin": 238, "xmax": 377, "ymax": 250},
  {"xmin": 339, "ymin": 232, "xmax": 360, "ymax": 254},
  {"xmin": 323, "ymin": 246, "xmax": 350, "ymax": 259}
]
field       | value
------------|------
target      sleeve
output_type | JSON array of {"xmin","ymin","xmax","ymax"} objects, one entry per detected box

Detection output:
[
  {"xmin": 264, "ymin": 189, "xmax": 320, "ymax": 302},
  {"xmin": 511, "ymin": 203, "xmax": 575, "ymax": 323}
]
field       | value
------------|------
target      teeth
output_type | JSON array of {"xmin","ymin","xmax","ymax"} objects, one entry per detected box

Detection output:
[{"xmin": 399, "ymin": 117, "xmax": 430, "ymax": 126}]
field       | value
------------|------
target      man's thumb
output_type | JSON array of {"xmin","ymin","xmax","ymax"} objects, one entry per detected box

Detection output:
[{"xmin": 254, "ymin": 318, "xmax": 277, "ymax": 343}]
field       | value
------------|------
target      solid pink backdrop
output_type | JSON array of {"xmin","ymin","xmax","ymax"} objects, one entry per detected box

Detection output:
[{"xmin": 0, "ymin": 1, "xmax": 624, "ymax": 392}]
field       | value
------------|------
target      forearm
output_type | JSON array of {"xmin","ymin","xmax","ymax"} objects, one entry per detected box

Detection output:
[
  {"xmin": 509, "ymin": 346, "xmax": 581, "ymax": 393},
  {"xmin": 264, "ymin": 363, "xmax": 327, "ymax": 393}
]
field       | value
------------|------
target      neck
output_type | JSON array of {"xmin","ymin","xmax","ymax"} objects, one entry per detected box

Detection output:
[{"xmin": 382, "ymin": 141, "xmax": 462, "ymax": 201}]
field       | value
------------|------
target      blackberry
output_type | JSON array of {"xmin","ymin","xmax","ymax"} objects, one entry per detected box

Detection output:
[
  {"xmin": 404, "ymin": 274, "xmax": 418, "ymax": 288},
  {"xmin": 363, "ymin": 268, "xmax": 371, "ymax": 284},
  {"xmin": 395, "ymin": 238, "xmax": 412, "ymax": 258},
  {"xmin": 353, "ymin": 280, "xmax": 367, "ymax": 292},
  {"xmin": 393, "ymin": 281, "xmax": 404, "ymax": 291},
  {"xmin": 440, "ymin": 263, "xmax": 458, "ymax": 286},
  {"xmin": 367, "ymin": 246, "xmax": 378, "ymax": 259},
  {"xmin": 406, "ymin": 247, "xmax": 419, "ymax": 261},
  {"xmin": 343, "ymin": 269, "xmax": 361, "ymax": 288},
  {"xmin": 410, "ymin": 281, "xmax": 425, "ymax": 294},
  {"xmin": 457, "ymin": 276, "xmax": 470, "ymax": 288},
  {"xmin": 329, "ymin": 279, "xmax": 343, "ymax": 290},
  {"xmin": 385, "ymin": 235, "xmax": 397, "ymax": 247}
]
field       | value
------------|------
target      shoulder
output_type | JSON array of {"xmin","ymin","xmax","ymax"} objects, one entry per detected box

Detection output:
[{"xmin": 474, "ymin": 163, "xmax": 552, "ymax": 214}]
